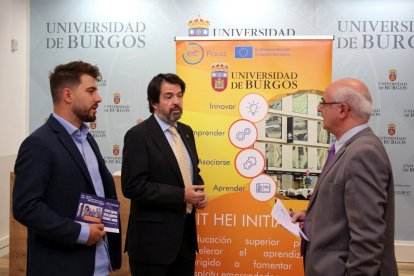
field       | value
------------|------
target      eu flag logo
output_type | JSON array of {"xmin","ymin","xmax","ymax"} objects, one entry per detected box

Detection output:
[{"xmin": 234, "ymin": 46, "xmax": 253, "ymax": 58}]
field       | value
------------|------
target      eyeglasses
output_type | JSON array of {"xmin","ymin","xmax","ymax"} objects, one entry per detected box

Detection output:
[{"xmin": 318, "ymin": 100, "xmax": 343, "ymax": 107}]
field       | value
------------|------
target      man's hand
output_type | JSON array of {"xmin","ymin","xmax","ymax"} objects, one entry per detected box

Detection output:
[
  {"xmin": 184, "ymin": 185, "xmax": 205, "ymax": 205},
  {"xmin": 291, "ymin": 211, "xmax": 306, "ymax": 230},
  {"xmin": 86, "ymin": 223, "xmax": 105, "ymax": 246},
  {"xmin": 195, "ymin": 193, "xmax": 208, "ymax": 209}
]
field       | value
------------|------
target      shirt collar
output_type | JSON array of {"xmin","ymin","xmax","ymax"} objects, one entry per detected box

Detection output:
[
  {"xmin": 154, "ymin": 113, "xmax": 176, "ymax": 132},
  {"xmin": 335, "ymin": 123, "xmax": 369, "ymax": 152},
  {"xmin": 52, "ymin": 113, "xmax": 89, "ymax": 142}
]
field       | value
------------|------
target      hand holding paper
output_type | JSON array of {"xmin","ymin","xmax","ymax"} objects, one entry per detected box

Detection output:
[
  {"xmin": 75, "ymin": 193, "xmax": 120, "ymax": 233},
  {"xmin": 271, "ymin": 199, "xmax": 309, "ymax": 241}
]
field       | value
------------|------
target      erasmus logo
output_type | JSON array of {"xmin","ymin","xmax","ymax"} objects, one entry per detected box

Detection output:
[
  {"xmin": 211, "ymin": 63, "xmax": 229, "ymax": 92},
  {"xmin": 234, "ymin": 46, "xmax": 253, "ymax": 59},
  {"xmin": 188, "ymin": 16, "xmax": 210, "ymax": 36}
]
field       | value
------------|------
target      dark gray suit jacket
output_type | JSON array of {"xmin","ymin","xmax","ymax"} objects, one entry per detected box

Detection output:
[
  {"xmin": 304, "ymin": 127, "xmax": 398, "ymax": 276},
  {"xmin": 13, "ymin": 115, "xmax": 122, "ymax": 276},
  {"xmin": 121, "ymin": 115, "xmax": 203, "ymax": 264}
]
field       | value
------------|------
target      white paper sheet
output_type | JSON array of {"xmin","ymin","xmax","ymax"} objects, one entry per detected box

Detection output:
[{"xmin": 271, "ymin": 199, "xmax": 309, "ymax": 241}]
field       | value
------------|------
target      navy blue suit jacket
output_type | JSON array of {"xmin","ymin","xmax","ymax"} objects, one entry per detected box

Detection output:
[{"xmin": 13, "ymin": 115, "xmax": 121, "ymax": 276}]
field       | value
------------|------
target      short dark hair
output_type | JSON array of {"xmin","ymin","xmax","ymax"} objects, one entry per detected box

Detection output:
[
  {"xmin": 147, "ymin": 73, "xmax": 186, "ymax": 113},
  {"xmin": 49, "ymin": 61, "xmax": 101, "ymax": 103}
]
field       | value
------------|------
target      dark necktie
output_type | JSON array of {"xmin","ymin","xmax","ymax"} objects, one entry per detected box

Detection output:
[{"xmin": 323, "ymin": 144, "xmax": 336, "ymax": 170}]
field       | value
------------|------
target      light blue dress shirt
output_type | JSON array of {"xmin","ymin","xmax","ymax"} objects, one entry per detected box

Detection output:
[{"xmin": 53, "ymin": 113, "xmax": 110, "ymax": 276}]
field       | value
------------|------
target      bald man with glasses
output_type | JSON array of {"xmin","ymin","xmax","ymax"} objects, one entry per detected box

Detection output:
[{"xmin": 292, "ymin": 78, "xmax": 398, "ymax": 276}]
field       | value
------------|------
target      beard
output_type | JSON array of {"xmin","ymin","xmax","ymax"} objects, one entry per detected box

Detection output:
[
  {"xmin": 158, "ymin": 105, "xmax": 182, "ymax": 124},
  {"xmin": 73, "ymin": 104, "xmax": 98, "ymax": 123}
]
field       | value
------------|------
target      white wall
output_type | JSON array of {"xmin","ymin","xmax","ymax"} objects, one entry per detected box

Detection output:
[{"xmin": 0, "ymin": 0, "xmax": 28, "ymax": 256}]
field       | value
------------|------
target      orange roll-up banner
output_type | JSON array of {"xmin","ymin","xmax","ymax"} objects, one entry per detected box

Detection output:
[{"xmin": 176, "ymin": 37, "xmax": 333, "ymax": 275}]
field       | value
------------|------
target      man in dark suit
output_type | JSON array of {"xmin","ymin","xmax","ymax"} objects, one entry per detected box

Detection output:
[
  {"xmin": 121, "ymin": 73, "xmax": 207, "ymax": 276},
  {"xmin": 13, "ymin": 61, "xmax": 122, "ymax": 276},
  {"xmin": 292, "ymin": 78, "xmax": 398, "ymax": 276}
]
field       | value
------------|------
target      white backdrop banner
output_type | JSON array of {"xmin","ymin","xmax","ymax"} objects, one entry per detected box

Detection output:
[{"xmin": 29, "ymin": 0, "xmax": 414, "ymax": 243}]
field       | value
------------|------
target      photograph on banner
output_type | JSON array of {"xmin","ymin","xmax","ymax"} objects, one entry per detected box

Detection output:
[{"xmin": 177, "ymin": 37, "xmax": 332, "ymax": 275}]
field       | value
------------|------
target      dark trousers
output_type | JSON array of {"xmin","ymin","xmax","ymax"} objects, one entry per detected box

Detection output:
[{"xmin": 129, "ymin": 215, "xmax": 196, "ymax": 276}]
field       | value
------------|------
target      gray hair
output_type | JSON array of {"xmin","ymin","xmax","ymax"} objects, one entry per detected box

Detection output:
[{"xmin": 333, "ymin": 79, "xmax": 372, "ymax": 121}]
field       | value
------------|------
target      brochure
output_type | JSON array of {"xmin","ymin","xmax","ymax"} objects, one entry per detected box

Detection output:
[
  {"xmin": 271, "ymin": 199, "xmax": 309, "ymax": 240},
  {"xmin": 75, "ymin": 192, "xmax": 120, "ymax": 233}
]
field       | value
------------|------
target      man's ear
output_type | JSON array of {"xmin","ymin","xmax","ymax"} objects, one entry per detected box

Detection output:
[
  {"xmin": 339, "ymin": 103, "xmax": 350, "ymax": 119},
  {"xmin": 151, "ymin": 101, "xmax": 158, "ymax": 112},
  {"xmin": 62, "ymin": 88, "xmax": 73, "ymax": 104}
]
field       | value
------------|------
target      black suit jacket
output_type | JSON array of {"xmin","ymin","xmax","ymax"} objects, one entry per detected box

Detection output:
[
  {"xmin": 121, "ymin": 115, "xmax": 203, "ymax": 264},
  {"xmin": 13, "ymin": 115, "xmax": 122, "ymax": 276}
]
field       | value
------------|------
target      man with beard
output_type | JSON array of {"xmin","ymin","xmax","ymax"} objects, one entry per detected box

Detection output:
[
  {"xmin": 13, "ymin": 61, "xmax": 122, "ymax": 276},
  {"xmin": 122, "ymin": 73, "xmax": 207, "ymax": 276}
]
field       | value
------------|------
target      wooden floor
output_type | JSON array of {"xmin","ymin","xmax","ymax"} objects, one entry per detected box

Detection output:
[
  {"xmin": 0, "ymin": 255, "xmax": 8, "ymax": 276},
  {"xmin": 0, "ymin": 254, "xmax": 413, "ymax": 275},
  {"xmin": 399, "ymin": 262, "xmax": 414, "ymax": 276}
]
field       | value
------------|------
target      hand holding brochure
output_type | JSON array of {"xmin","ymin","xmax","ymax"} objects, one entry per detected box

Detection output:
[
  {"xmin": 271, "ymin": 199, "xmax": 309, "ymax": 241},
  {"xmin": 75, "ymin": 192, "xmax": 120, "ymax": 233}
]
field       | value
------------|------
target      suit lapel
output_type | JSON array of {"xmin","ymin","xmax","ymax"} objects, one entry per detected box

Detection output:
[
  {"xmin": 146, "ymin": 116, "xmax": 185, "ymax": 186},
  {"xmin": 307, "ymin": 146, "xmax": 345, "ymax": 209},
  {"xmin": 87, "ymin": 133, "xmax": 116, "ymax": 197},
  {"xmin": 307, "ymin": 128, "xmax": 372, "ymax": 210},
  {"xmin": 48, "ymin": 115, "xmax": 96, "ymax": 193}
]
